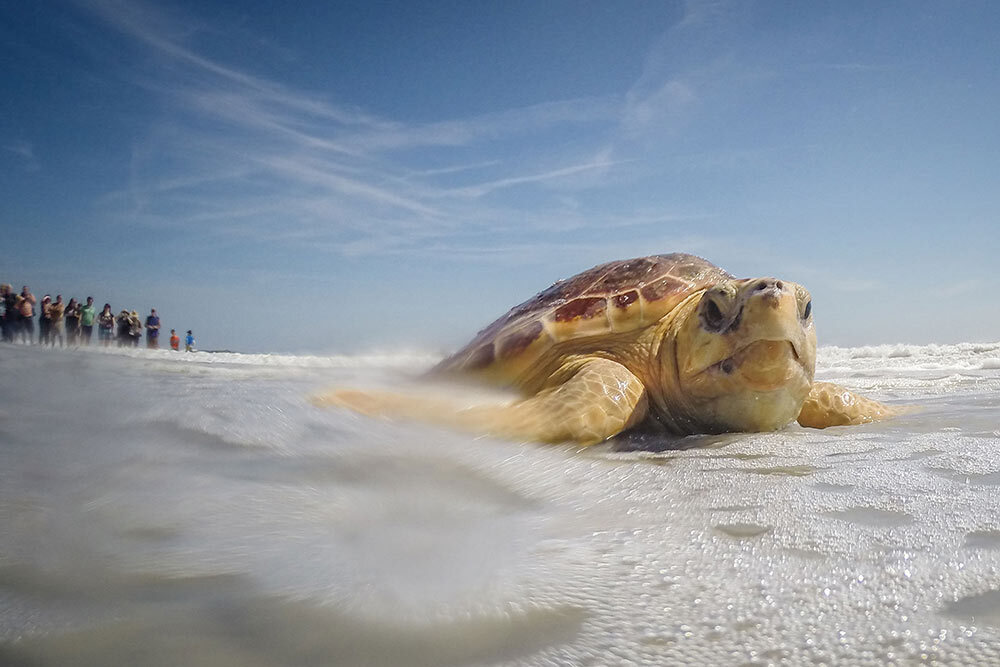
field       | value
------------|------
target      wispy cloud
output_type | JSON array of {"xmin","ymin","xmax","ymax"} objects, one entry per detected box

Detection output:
[
  {"xmin": 75, "ymin": 0, "xmax": 739, "ymax": 262},
  {"xmin": 827, "ymin": 278, "xmax": 886, "ymax": 293},
  {"xmin": 622, "ymin": 79, "xmax": 698, "ymax": 136},
  {"xmin": 336, "ymin": 98, "xmax": 618, "ymax": 153},
  {"xmin": 448, "ymin": 156, "xmax": 634, "ymax": 199},
  {"xmin": 797, "ymin": 62, "xmax": 896, "ymax": 73},
  {"xmin": 4, "ymin": 140, "xmax": 40, "ymax": 171},
  {"xmin": 79, "ymin": 0, "xmax": 388, "ymax": 129},
  {"xmin": 928, "ymin": 279, "xmax": 980, "ymax": 299}
]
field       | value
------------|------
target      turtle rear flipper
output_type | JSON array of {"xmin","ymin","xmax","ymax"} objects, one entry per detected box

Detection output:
[
  {"xmin": 797, "ymin": 381, "xmax": 899, "ymax": 428},
  {"xmin": 313, "ymin": 358, "xmax": 648, "ymax": 446}
]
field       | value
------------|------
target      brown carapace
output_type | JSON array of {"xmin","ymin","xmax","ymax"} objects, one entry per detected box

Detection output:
[{"xmin": 436, "ymin": 254, "xmax": 730, "ymax": 388}]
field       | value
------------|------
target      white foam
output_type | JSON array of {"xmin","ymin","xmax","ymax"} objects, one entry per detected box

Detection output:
[
  {"xmin": 48, "ymin": 343, "xmax": 442, "ymax": 370},
  {"xmin": 819, "ymin": 341, "xmax": 1000, "ymax": 365},
  {"xmin": 43, "ymin": 339, "xmax": 1000, "ymax": 374}
]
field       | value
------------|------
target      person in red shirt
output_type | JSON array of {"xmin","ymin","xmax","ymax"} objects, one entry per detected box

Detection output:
[{"xmin": 169, "ymin": 329, "xmax": 180, "ymax": 351}]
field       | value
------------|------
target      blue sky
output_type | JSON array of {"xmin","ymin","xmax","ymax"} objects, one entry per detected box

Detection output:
[{"xmin": 3, "ymin": 0, "xmax": 998, "ymax": 353}]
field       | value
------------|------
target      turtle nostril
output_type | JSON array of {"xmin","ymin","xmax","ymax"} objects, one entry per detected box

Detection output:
[
  {"xmin": 753, "ymin": 278, "xmax": 783, "ymax": 293},
  {"xmin": 706, "ymin": 300, "xmax": 723, "ymax": 326},
  {"xmin": 700, "ymin": 297, "xmax": 727, "ymax": 332}
]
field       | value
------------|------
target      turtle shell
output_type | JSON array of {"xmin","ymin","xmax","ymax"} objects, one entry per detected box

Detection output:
[{"xmin": 438, "ymin": 253, "xmax": 732, "ymax": 380}]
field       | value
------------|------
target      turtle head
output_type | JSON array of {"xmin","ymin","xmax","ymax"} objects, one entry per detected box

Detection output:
[{"xmin": 666, "ymin": 277, "xmax": 816, "ymax": 433}]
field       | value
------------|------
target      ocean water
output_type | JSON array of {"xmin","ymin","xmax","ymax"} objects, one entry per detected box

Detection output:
[{"xmin": 2, "ymin": 341, "xmax": 1000, "ymax": 666}]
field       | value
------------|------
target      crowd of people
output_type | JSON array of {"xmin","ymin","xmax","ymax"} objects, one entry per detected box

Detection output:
[{"xmin": 1, "ymin": 284, "xmax": 196, "ymax": 351}]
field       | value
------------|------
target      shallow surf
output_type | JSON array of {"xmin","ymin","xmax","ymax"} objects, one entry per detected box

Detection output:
[{"xmin": 2, "ymin": 341, "xmax": 1000, "ymax": 665}]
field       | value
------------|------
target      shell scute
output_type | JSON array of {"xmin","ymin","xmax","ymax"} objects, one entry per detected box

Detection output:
[
  {"xmin": 554, "ymin": 296, "xmax": 607, "ymax": 322},
  {"xmin": 612, "ymin": 290, "xmax": 639, "ymax": 309},
  {"xmin": 591, "ymin": 257, "xmax": 659, "ymax": 293},
  {"xmin": 552, "ymin": 296, "xmax": 609, "ymax": 340},
  {"xmin": 498, "ymin": 320, "xmax": 545, "ymax": 360},
  {"xmin": 640, "ymin": 276, "xmax": 688, "ymax": 303},
  {"xmin": 465, "ymin": 344, "xmax": 495, "ymax": 370}
]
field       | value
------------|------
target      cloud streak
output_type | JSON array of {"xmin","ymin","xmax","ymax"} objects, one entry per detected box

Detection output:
[
  {"xmin": 75, "ymin": 0, "xmax": 745, "ymax": 263},
  {"xmin": 4, "ymin": 140, "xmax": 40, "ymax": 171},
  {"xmin": 448, "ymin": 157, "xmax": 634, "ymax": 199}
]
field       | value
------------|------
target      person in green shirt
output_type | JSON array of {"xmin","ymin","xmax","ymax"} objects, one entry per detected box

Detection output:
[{"xmin": 79, "ymin": 296, "xmax": 96, "ymax": 345}]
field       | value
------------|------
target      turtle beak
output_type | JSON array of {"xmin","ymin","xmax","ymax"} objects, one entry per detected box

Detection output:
[
  {"xmin": 735, "ymin": 280, "xmax": 805, "ymax": 344},
  {"xmin": 789, "ymin": 337, "xmax": 803, "ymax": 363}
]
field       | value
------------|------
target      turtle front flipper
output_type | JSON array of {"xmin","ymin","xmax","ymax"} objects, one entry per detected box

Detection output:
[
  {"xmin": 313, "ymin": 358, "xmax": 648, "ymax": 446},
  {"xmin": 493, "ymin": 358, "xmax": 648, "ymax": 445},
  {"xmin": 797, "ymin": 381, "xmax": 898, "ymax": 428}
]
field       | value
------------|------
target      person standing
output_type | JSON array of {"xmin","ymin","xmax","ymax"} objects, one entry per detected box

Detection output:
[
  {"xmin": 64, "ymin": 298, "xmax": 80, "ymax": 345},
  {"xmin": 79, "ymin": 297, "xmax": 96, "ymax": 345},
  {"xmin": 48, "ymin": 295, "xmax": 65, "ymax": 347},
  {"xmin": 169, "ymin": 328, "xmax": 180, "ymax": 351},
  {"xmin": 0, "ymin": 284, "xmax": 14, "ymax": 342},
  {"xmin": 19, "ymin": 286, "xmax": 36, "ymax": 344},
  {"xmin": 116, "ymin": 309, "xmax": 130, "ymax": 346},
  {"xmin": 185, "ymin": 330, "xmax": 195, "ymax": 352},
  {"xmin": 145, "ymin": 309, "xmax": 161, "ymax": 349},
  {"xmin": 128, "ymin": 311, "xmax": 142, "ymax": 347},
  {"xmin": 98, "ymin": 304, "xmax": 115, "ymax": 346},
  {"xmin": 38, "ymin": 295, "xmax": 52, "ymax": 345}
]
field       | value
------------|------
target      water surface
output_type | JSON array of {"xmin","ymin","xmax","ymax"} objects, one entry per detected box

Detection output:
[{"xmin": 2, "ymin": 342, "xmax": 1000, "ymax": 665}]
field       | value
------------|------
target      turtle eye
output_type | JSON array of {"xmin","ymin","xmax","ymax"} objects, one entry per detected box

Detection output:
[{"xmin": 802, "ymin": 300, "xmax": 812, "ymax": 320}]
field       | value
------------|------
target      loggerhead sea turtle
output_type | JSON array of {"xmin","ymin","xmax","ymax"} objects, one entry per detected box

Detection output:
[{"xmin": 316, "ymin": 253, "xmax": 898, "ymax": 445}]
